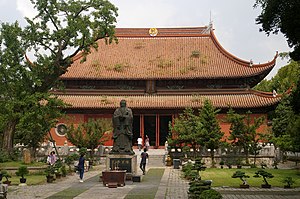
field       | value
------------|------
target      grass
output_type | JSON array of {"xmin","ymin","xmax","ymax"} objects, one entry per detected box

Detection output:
[
  {"xmin": 8, "ymin": 174, "xmax": 46, "ymax": 185},
  {"xmin": 199, "ymin": 168, "xmax": 300, "ymax": 188},
  {"xmin": 0, "ymin": 161, "xmax": 47, "ymax": 167}
]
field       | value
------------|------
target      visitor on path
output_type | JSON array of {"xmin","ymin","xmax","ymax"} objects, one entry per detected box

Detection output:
[
  {"xmin": 78, "ymin": 153, "xmax": 85, "ymax": 182},
  {"xmin": 137, "ymin": 136, "xmax": 143, "ymax": 151},
  {"xmin": 145, "ymin": 135, "xmax": 150, "ymax": 151},
  {"xmin": 140, "ymin": 148, "xmax": 149, "ymax": 175},
  {"xmin": 47, "ymin": 151, "xmax": 57, "ymax": 165}
]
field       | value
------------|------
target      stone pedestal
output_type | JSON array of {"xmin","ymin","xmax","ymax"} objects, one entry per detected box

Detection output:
[{"xmin": 106, "ymin": 154, "xmax": 137, "ymax": 175}]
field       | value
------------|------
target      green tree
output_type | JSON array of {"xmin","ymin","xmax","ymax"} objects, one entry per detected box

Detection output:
[
  {"xmin": 226, "ymin": 109, "xmax": 264, "ymax": 165},
  {"xmin": 254, "ymin": 0, "xmax": 300, "ymax": 60},
  {"xmin": 255, "ymin": 61, "xmax": 300, "ymax": 93},
  {"xmin": 66, "ymin": 118, "xmax": 112, "ymax": 160},
  {"xmin": 226, "ymin": 109, "xmax": 248, "ymax": 155},
  {"xmin": 14, "ymin": 93, "xmax": 66, "ymax": 157},
  {"xmin": 199, "ymin": 100, "xmax": 224, "ymax": 167},
  {"xmin": 169, "ymin": 108, "xmax": 203, "ymax": 158},
  {"xmin": 245, "ymin": 111, "xmax": 264, "ymax": 166},
  {"xmin": 0, "ymin": 0, "xmax": 118, "ymax": 153}
]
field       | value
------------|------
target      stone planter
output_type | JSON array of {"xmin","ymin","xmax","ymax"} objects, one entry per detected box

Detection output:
[
  {"xmin": 239, "ymin": 184, "xmax": 250, "ymax": 188},
  {"xmin": 261, "ymin": 184, "xmax": 271, "ymax": 188},
  {"xmin": 102, "ymin": 170, "xmax": 126, "ymax": 187}
]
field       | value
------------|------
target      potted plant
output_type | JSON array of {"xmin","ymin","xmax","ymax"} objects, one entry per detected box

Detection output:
[
  {"xmin": 232, "ymin": 171, "xmax": 250, "ymax": 188},
  {"xmin": 45, "ymin": 165, "xmax": 56, "ymax": 183},
  {"xmin": 15, "ymin": 166, "xmax": 29, "ymax": 184},
  {"xmin": 219, "ymin": 160, "xmax": 224, "ymax": 169},
  {"xmin": 0, "ymin": 170, "xmax": 12, "ymax": 185},
  {"xmin": 253, "ymin": 169, "xmax": 274, "ymax": 188},
  {"xmin": 282, "ymin": 177, "xmax": 295, "ymax": 189}
]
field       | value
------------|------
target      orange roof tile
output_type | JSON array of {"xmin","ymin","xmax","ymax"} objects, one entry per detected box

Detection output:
[
  {"xmin": 61, "ymin": 27, "xmax": 277, "ymax": 80},
  {"xmin": 56, "ymin": 90, "xmax": 280, "ymax": 110}
]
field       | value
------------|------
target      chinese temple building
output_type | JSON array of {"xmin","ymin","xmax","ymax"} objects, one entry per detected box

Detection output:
[{"xmin": 50, "ymin": 26, "xmax": 281, "ymax": 147}]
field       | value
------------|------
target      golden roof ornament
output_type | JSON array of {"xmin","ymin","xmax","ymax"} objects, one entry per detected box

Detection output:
[{"xmin": 149, "ymin": 28, "xmax": 158, "ymax": 36}]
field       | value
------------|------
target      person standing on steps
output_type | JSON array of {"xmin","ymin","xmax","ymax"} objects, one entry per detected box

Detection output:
[
  {"xmin": 140, "ymin": 148, "xmax": 149, "ymax": 175},
  {"xmin": 145, "ymin": 135, "xmax": 150, "ymax": 151}
]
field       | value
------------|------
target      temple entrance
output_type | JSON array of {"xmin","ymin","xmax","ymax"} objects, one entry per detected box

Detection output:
[
  {"xmin": 144, "ymin": 115, "xmax": 156, "ymax": 147},
  {"xmin": 132, "ymin": 114, "xmax": 173, "ymax": 147}
]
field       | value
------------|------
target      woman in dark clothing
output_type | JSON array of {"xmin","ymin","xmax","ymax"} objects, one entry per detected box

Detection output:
[{"xmin": 78, "ymin": 154, "xmax": 85, "ymax": 182}]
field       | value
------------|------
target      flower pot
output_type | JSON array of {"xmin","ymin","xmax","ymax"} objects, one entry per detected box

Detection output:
[
  {"xmin": 46, "ymin": 175, "xmax": 55, "ymax": 183},
  {"xmin": 239, "ymin": 184, "xmax": 249, "ymax": 188},
  {"xmin": 261, "ymin": 184, "xmax": 271, "ymax": 188},
  {"xmin": 20, "ymin": 178, "xmax": 27, "ymax": 184}
]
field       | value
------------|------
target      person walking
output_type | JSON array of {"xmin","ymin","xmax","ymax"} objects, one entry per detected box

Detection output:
[
  {"xmin": 78, "ymin": 153, "xmax": 85, "ymax": 182},
  {"xmin": 137, "ymin": 136, "xmax": 143, "ymax": 151},
  {"xmin": 140, "ymin": 148, "xmax": 149, "ymax": 175}
]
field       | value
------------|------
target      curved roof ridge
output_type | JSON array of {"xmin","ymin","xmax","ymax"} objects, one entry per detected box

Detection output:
[
  {"xmin": 210, "ymin": 30, "xmax": 277, "ymax": 68},
  {"xmin": 250, "ymin": 89, "xmax": 282, "ymax": 98}
]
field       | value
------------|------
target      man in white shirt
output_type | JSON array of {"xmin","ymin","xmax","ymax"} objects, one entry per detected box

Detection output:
[{"xmin": 137, "ymin": 137, "xmax": 143, "ymax": 151}]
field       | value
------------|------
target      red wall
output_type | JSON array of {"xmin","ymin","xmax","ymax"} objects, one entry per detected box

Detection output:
[{"xmin": 50, "ymin": 113, "xmax": 269, "ymax": 146}]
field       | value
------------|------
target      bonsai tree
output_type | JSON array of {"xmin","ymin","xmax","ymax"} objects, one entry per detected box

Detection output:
[
  {"xmin": 15, "ymin": 166, "xmax": 29, "ymax": 183},
  {"xmin": 232, "ymin": 171, "xmax": 250, "ymax": 187},
  {"xmin": 282, "ymin": 177, "xmax": 295, "ymax": 188},
  {"xmin": 0, "ymin": 170, "xmax": 12, "ymax": 185},
  {"xmin": 253, "ymin": 169, "xmax": 274, "ymax": 188}
]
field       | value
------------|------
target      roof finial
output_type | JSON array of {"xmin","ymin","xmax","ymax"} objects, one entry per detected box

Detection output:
[{"xmin": 204, "ymin": 11, "xmax": 213, "ymax": 34}]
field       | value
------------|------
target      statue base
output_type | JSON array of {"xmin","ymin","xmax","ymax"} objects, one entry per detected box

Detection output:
[{"xmin": 106, "ymin": 154, "xmax": 137, "ymax": 175}]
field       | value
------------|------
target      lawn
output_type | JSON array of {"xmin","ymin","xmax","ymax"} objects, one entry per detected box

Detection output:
[
  {"xmin": 9, "ymin": 175, "xmax": 46, "ymax": 185},
  {"xmin": 200, "ymin": 168, "xmax": 300, "ymax": 188},
  {"xmin": 0, "ymin": 161, "xmax": 47, "ymax": 167}
]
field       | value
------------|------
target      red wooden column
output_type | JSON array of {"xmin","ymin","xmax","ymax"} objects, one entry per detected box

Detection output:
[
  {"xmin": 156, "ymin": 114, "xmax": 159, "ymax": 147},
  {"xmin": 140, "ymin": 114, "xmax": 144, "ymax": 138}
]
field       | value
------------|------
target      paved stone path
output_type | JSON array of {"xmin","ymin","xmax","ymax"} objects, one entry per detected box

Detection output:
[{"xmin": 6, "ymin": 149, "xmax": 300, "ymax": 199}]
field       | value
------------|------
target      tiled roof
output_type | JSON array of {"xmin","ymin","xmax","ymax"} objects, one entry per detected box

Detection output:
[
  {"xmin": 61, "ymin": 27, "xmax": 277, "ymax": 80},
  {"xmin": 56, "ymin": 90, "xmax": 281, "ymax": 110}
]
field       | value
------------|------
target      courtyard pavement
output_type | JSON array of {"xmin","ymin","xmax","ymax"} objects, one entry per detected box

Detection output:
[{"xmin": 6, "ymin": 149, "xmax": 300, "ymax": 199}]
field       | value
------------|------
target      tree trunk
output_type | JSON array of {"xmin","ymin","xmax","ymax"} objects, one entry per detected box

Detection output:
[{"xmin": 2, "ymin": 119, "xmax": 18, "ymax": 154}]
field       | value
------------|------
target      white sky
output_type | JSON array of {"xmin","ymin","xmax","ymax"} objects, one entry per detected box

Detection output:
[{"xmin": 0, "ymin": 0, "xmax": 291, "ymax": 79}]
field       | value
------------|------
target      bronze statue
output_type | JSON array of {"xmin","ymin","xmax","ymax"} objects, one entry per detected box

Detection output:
[{"xmin": 109, "ymin": 99, "xmax": 134, "ymax": 155}]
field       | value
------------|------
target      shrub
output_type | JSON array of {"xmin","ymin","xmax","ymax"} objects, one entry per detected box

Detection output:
[
  {"xmin": 15, "ymin": 166, "xmax": 29, "ymax": 179},
  {"xmin": 200, "ymin": 189, "xmax": 222, "ymax": 199},
  {"xmin": 232, "ymin": 171, "xmax": 250, "ymax": 185},
  {"xmin": 282, "ymin": 177, "xmax": 295, "ymax": 188},
  {"xmin": 253, "ymin": 170, "xmax": 274, "ymax": 185}
]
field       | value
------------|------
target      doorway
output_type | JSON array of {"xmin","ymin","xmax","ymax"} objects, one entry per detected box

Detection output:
[{"xmin": 144, "ymin": 116, "xmax": 156, "ymax": 147}]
